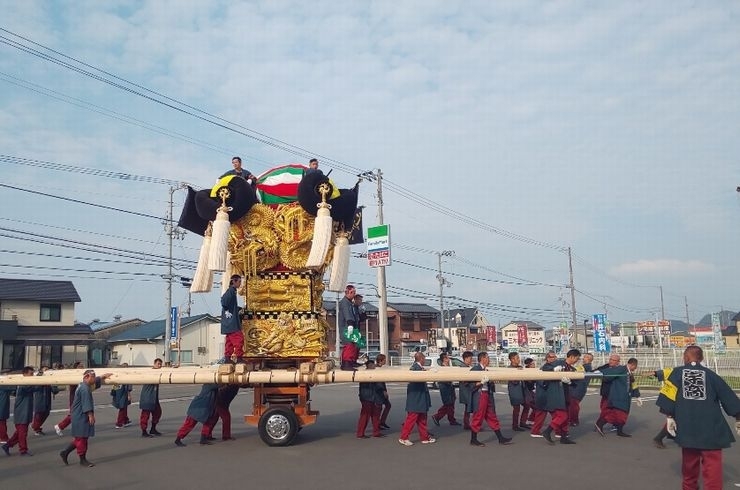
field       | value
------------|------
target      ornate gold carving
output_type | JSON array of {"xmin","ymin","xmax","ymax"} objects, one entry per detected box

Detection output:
[{"xmin": 244, "ymin": 315, "xmax": 327, "ymax": 358}]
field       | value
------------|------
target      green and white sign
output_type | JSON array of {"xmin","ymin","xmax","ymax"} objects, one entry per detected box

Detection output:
[{"xmin": 367, "ymin": 224, "xmax": 391, "ymax": 267}]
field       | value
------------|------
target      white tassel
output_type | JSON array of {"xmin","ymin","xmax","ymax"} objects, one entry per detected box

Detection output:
[
  {"xmin": 328, "ymin": 234, "xmax": 349, "ymax": 292},
  {"xmin": 208, "ymin": 206, "xmax": 231, "ymax": 272},
  {"xmin": 306, "ymin": 203, "xmax": 333, "ymax": 268},
  {"xmin": 190, "ymin": 232, "xmax": 213, "ymax": 293},
  {"xmin": 220, "ymin": 252, "xmax": 233, "ymax": 295}
]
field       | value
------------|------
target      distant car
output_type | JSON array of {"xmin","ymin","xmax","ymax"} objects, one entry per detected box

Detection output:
[
  {"xmin": 424, "ymin": 356, "xmax": 468, "ymax": 389},
  {"xmin": 360, "ymin": 350, "xmax": 401, "ymax": 365}
]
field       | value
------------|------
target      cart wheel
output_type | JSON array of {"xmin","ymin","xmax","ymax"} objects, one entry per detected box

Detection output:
[{"xmin": 258, "ymin": 406, "xmax": 299, "ymax": 446}]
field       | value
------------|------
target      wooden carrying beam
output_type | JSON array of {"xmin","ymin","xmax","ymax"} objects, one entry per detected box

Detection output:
[{"xmin": 0, "ymin": 366, "xmax": 588, "ymax": 386}]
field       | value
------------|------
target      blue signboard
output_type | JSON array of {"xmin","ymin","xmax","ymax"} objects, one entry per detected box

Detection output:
[
  {"xmin": 592, "ymin": 314, "xmax": 611, "ymax": 353},
  {"xmin": 170, "ymin": 306, "xmax": 179, "ymax": 340}
]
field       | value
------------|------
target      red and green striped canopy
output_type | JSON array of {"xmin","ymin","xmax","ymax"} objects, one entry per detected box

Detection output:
[{"xmin": 255, "ymin": 164, "xmax": 306, "ymax": 204}]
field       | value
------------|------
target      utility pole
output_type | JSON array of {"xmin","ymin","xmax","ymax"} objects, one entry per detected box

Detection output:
[
  {"xmin": 567, "ymin": 247, "xmax": 580, "ymax": 351},
  {"xmin": 659, "ymin": 285, "xmax": 665, "ymax": 321},
  {"xmin": 374, "ymin": 170, "xmax": 389, "ymax": 359},
  {"xmin": 358, "ymin": 169, "xmax": 390, "ymax": 358},
  {"xmin": 436, "ymin": 250, "xmax": 454, "ymax": 352},
  {"xmin": 684, "ymin": 296, "xmax": 692, "ymax": 337},
  {"xmin": 164, "ymin": 184, "xmax": 186, "ymax": 366}
]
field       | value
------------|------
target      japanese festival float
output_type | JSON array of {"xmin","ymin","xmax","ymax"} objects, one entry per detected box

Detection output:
[{"xmin": 0, "ymin": 163, "xmax": 590, "ymax": 446}]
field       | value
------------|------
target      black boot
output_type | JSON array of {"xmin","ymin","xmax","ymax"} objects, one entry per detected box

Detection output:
[
  {"xmin": 149, "ymin": 426, "xmax": 162, "ymax": 436},
  {"xmin": 616, "ymin": 426, "xmax": 631, "ymax": 437},
  {"xmin": 141, "ymin": 430, "xmax": 154, "ymax": 438},
  {"xmin": 59, "ymin": 444, "xmax": 75, "ymax": 465},
  {"xmin": 79, "ymin": 454, "xmax": 94, "ymax": 467},
  {"xmin": 470, "ymin": 430, "xmax": 485, "ymax": 447},
  {"xmin": 495, "ymin": 430, "xmax": 512, "ymax": 445},
  {"xmin": 560, "ymin": 435, "xmax": 576, "ymax": 445},
  {"xmin": 542, "ymin": 426, "xmax": 555, "ymax": 445},
  {"xmin": 174, "ymin": 438, "xmax": 186, "ymax": 447},
  {"xmin": 594, "ymin": 418, "xmax": 606, "ymax": 437},
  {"xmin": 199, "ymin": 435, "xmax": 212, "ymax": 445},
  {"xmin": 653, "ymin": 427, "xmax": 669, "ymax": 448}
]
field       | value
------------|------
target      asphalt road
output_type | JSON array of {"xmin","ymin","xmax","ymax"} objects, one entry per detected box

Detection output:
[{"xmin": 1, "ymin": 383, "xmax": 739, "ymax": 489}]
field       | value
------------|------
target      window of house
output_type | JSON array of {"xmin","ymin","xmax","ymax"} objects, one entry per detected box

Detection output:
[
  {"xmin": 2, "ymin": 342, "xmax": 25, "ymax": 371},
  {"xmin": 40, "ymin": 304, "xmax": 61, "ymax": 322},
  {"xmin": 170, "ymin": 350, "xmax": 193, "ymax": 364}
]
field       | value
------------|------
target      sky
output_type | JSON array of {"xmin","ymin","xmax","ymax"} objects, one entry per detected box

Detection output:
[{"xmin": 1, "ymin": 1, "xmax": 739, "ymax": 329}]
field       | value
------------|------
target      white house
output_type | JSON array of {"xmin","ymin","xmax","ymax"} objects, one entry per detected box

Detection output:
[
  {"xmin": 0, "ymin": 278, "xmax": 93, "ymax": 370},
  {"xmin": 106, "ymin": 314, "xmax": 222, "ymax": 366}
]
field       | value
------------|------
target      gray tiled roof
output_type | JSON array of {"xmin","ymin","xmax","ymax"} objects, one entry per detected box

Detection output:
[
  {"xmin": 504, "ymin": 320, "xmax": 546, "ymax": 330},
  {"xmin": 0, "ymin": 278, "xmax": 81, "ymax": 302},
  {"xmin": 387, "ymin": 303, "xmax": 440, "ymax": 314},
  {"xmin": 107, "ymin": 314, "xmax": 217, "ymax": 342}
]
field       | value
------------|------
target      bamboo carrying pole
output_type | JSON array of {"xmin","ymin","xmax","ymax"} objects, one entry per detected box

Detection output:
[{"xmin": 0, "ymin": 366, "xmax": 592, "ymax": 386}]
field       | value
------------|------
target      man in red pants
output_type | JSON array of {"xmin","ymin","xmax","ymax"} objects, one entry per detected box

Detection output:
[
  {"xmin": 398, "ymin": 352, "xmax": 434, "ymax": 446},
  {"xmin": 507, "ymin": 352, "xmax": 529, "ymax": 432},
  {"xmin": 1, "ymin": 366, "xmax": 36, "ymax": 456},
  {"xmin": 111, "ymin": 363, "xmax": 133, "ymax": 429},
  {"xmin": 174, "ymin": 384, "xmax": 219, "ymax": 446},
  {"xmin": 595, "ymin": 354, "xmax": 637, "ymax": 437},
  {"xmin": 375, "ymin": 354, "xmax": 392, "ymax": 430},
  {"xmin": 469, "ymin": 352, "xmax": 512, "ymax": 447},
  {"xmin": 568, "ymin": 352, "xmax": 593, "ymax": 427},
  {"xmin": 356, "ymin": 361, "xmax": 384, "ymax": 438},
  {"xmin": 31, "ymin": 366, "xmax": 59, "ymax": 435},
  {"xmin": 657, "ymin": 346, "xmax": 740, "ymax": 490},
  {"xmin": 221, "ymin": 274, "xmax": 245, "ymax": 362},
  {"xmin": 432, "ymin": 353, "xmax": 459, "ymax": 426},
  {"xmin": 54, "ymin": 361, "xmax": 84, "ymax": 436},
  {"xmin": 530, "ymin": 353, "xmax": 556, "ymax": 438},
  {"xmin": 59, "ymin": 369, "xmax": 112, "ymax": 467},
  {"xmin": 539, "ymin": 349, "xmax": 580, "ymax": 445},
  {"xmin": 204, "ymin": 384, "xmax": 240, "ymax": 441},
  {"xmin": 140, "ymin": 358, "xmax": 163, "ymax": 437},
  {"xmin": 458, "ymin": 351, "xmax": 475, "ymax": 430}
]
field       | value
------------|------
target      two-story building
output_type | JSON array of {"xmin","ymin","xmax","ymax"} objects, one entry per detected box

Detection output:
[
  {"xmin": 0, "ymin": 278, "xmax": 93, "ymax": 370},
  {"xmin": 323, "ymin": 299, "xmax": 490, "ymax": 356}
]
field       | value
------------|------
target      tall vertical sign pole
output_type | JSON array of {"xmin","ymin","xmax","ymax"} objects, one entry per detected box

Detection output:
[{"xmin": 376, "ymin": 170, "xmax": 389, "ymax": 358}]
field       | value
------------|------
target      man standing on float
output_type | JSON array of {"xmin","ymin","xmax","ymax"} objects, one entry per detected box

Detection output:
[{"xmin": 221, "ymin": 274, "xmax": 244, "ymax": 362}]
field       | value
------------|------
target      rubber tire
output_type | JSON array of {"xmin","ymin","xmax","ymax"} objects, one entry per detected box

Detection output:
[{"xmin": 258, "ymin": 406, "xmax": 299, "ymax": 447}]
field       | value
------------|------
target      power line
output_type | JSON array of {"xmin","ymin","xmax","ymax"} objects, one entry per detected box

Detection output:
[
  {"xmin": 0, "ymin": 27, "xmax": 566, "ymax": 252},
  {"xmin": 0, "ymin": 154, "xmax": 183, "ymax": 187},
  {"xmin": 0, "ymin": 181, "xmax": 167, "ymax": 221}
]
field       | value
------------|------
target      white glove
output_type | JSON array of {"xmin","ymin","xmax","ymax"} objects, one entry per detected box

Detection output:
[
  {"xmin": 635, "ymin": 397, "xmax": 643, "ymax": 407},
  {"xmin": 561, "ymin": 377, "xmax": 571, "ymax": 384},
  {"xmin": 666, "ymin": 418, "xmax": 677, "ymax": 437},
  {"xmin": 480, "ymin": 376, "xmax": 489, "ymax": 384},
  {"xmin": 347, "ymin": 326, "xmax": 354, "ymax": 335},
  {"xmin": 735, "ymin": 420, "xmax": 739, "ymax": 436},
  {"xmin": 553, "ymin": 365, "xmax": 564, "ymax": 372},
  {"xmin": 224, "ymin": 311, "xmax": 232, "ymax": 319}
]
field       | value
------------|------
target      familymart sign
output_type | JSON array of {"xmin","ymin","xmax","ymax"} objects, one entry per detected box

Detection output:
[{"xmin": 367, "ymin": 224, "xmax": 391, "ymax": 268}]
